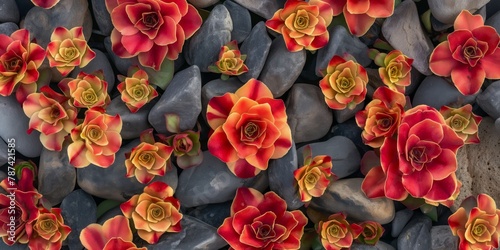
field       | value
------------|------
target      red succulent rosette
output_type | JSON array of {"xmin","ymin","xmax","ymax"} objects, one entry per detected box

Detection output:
[
  {"xmin": 206, "ymin": 79, "xmax": 292, "ymax": 178},
  {"xmin": 26, "ymin": 207, "xmax": 71, "ymax": 250},
  {"xmin": 217, "ymin": 187, "xmax": 308, "ymax": 249},
  {"xmin": 31, "ymin": 0, "xmax": 60, "ymax": 9},
  {"xmin": 266, "ymin": 0, "xmax": 333, "ymax": 52},
  {"xmin": 429, "ymin": 10, "xmax": 500, "ymax": 95},
  {"xmin": 105, "ymin": 0, "xmax": 202, "ymax": 70},
  {"xmin": 317, "ymin": 212, "xmax": 363, "ymax": 250}
]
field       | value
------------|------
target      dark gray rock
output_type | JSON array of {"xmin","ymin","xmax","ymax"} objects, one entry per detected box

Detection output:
[
  {"xmin": 0, "ymin": 241, "xmax": 27, "ymax": 249},
  {"xmin": 96, "ymin": 206, "xmax": 122, "ymax": 224},
  {"xmin": 397, "ymin": 214, "xmax": 432, "ymax": 250},
  {"xmin": 188, "ymin": 0, "xmax": 219, "ymax": 8},
  {"xmin": 233, "ymin": 0, "xmax": 282, "ymax": 19},
  {"xmin": 382, "ymin": 0, "xmax": 434, "ymax": 75},
  {"xmin": 149, "ymin": 65, "xmax": 201, "ymax": 134},
  {"xmin": 104, "ymin": 36, "xmax": 133, "ymax": 76},
  {"xmin": 69, "ymin": 49, "xmax": 115, "ymax": 92},
  {"xmin": 316, "ymin": 25, "xmax": 371, "ymax": 77},
  {"xmin": 486, "ymin": 9, "xmax": 500, "ymax": 32},
  {"xmin": 351, "ymin": 241, "xmax": 395, "ymax": 250},
  {"xmin": 91, "ymin": 0, "xmax": 113, "ymax": 35},
  {"xmin": 330, "ymin": 120, "xmax": 372, "ymax": 155},
  {"xmin": 224, "ymin": 0, "xmax": 251, "ymax": 43},
  {"xmin": 145, "ymin": 215, "xmax": 228, "ymax": 250},
  {"xmin": 286, "ymin": 84, "xmax": 332, "ymax": 143},
  {"xmin": 334, "ymin": 101, "xmax": 364, "ymax": 124},
  {"xmin": 259, "ymin": 37, "xmax": 306, "ymax": 97},
  {"xmin": 38, "ymin": 145, "xmax": 76, "ymax": 207},
  {"xmin": 310, "ymin": 178, "xmax": 395, "ymax": 224},
  {"xmin": 60, "ymin": 189, "xmax": 97, "ymax": 250},
  {"xmin": 428, "ymin": 0, "xmax": 490, "ymax": 24},
  {"xmin": 431, "ymin": 225, "xmax": 458, "ymax": 250},
  {"xmin": 176, "ymin": 151, "xmax": 268, "ymax": 207},
  {"xmin": 201, "ymin": 78, "xmax": 243, "ymax": 121},
  {"xmin": 0, "ymin": 95, "xmax": 43, "ymax": 158},
  {"xmin": 0, "ymin": 140, "xmax": 7, "ymax": 166},
  {"xmin": 106, "ymin": 96, "xmax": 155, "ymax": 140},
  {"xmin": 0, "ymin": 0, "xmax": 19, "ymax": 23},
  {"xmin": 413, "ymin": 76, "xmax": 478, "ymax": 110},
  {"xmin": 77, "ymin": 139, "xmax": 178, "ymax": 201},
  {"xmin": 477, "ymin": 81, "xmax": 500, "ymax": 120},
  {"xmin": 185, "ymin": 4, "xmax": 232, "ymax": 72},
  {"xmin": 0, "ymin": 22, "xmax": 18, "ymax": 36},
  {"xmin": 238, "ymin": 22, "xmax": 272, "ymax": 82},
  {"xmin": 186, "ymin": 201, "xmax": 231, "ymax": 228},
  {"xmin": 391, "ymin": 209, "xmax": 414, "ymax": 237},
  {"xmin": 496, "ymin": 118, "xmax": 500, "ymax": 132},
  {"xmin": 268, "ymin": 144, "xmax": 303, "ymax": 210},
  {"xmin": 297, "ymin": 136, "xmax": 360, "ymax": 179}
]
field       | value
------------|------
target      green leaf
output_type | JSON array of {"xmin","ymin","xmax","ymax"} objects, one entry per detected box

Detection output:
[
  {"xmin": 141, "ymin": 59, "xmax": 174, "ymax": 90},
  {"xmin": 139, "ymin": 128, "xmax": 156, "ymax": 144},
  {"xmin": 421, "ymin": 10, "xmax": 432, "ymax": 33},
  {"xmin": 374, "ymin": 52, "xmax": 387, "ymax": 67},
  {"xmin": 373, "ymin": 39, "xmax": 395, "ymax": 51},
  {"xmin": 221, "ymin": 74, "xmax": 229, "ymax": 81},
  {"xmin": 165, "ymin": 113, "xmax": 181, "ymax": 133},
  {"xmin": 96, "ymin": 200, "xmax": 122, "ymax": 219},
  {"xmin": 368, "ymin": 48, "xmax": 381, "ymax": 61},
  {"xmin": 420, "ymin": 204, "xmax": 438, "ymax": 222},
  {"xmin": 15, "ymin": 161, "xmax": 37, "ymax": 180},
  {"xmin": 400, "ymin": 195, "xmax": 426, "ymax": 210},
  {"xmin": 302, "ymin": 145, "xmax": 313, "ymax": 165}
]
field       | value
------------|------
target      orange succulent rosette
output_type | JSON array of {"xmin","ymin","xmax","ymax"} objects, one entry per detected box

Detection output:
[
  {"xmin": 377, "ymin": 50, "xmax": 413, "ymax": 93},
  {"xmin": 208, "ymin": 40, "xmax": 248, "ymax": 80},
  {"xmin": 266, "ymin": 0, "xmax": 333, "ymax": 52},
  {"xmin": 125, "ymin": 141, "xmax": 174, "ymax": 184},
  {"xmin": 317, "ymin": 213, "xmax": 363, "ymax": 250},
  {"xmin": 26, "ymin": 208, "xmax": 71, "ymax": 250},
  {"xmin": 293, "ymin": 146, "xmax": 334, "ymax": 202},
  {"xmin": 31, "ymin": 0, "xmax": 60, "ymax": 8},
  {"xmin": 357, "ymin": 221, "xmax": 384, "ymax": 246},
  {"xmin": 59, "ymin": 70, "xmax": 110, "ymax": 109},
  {"xmin": 120, "ymin": 181, "xmax": 183, "ymax": 244},
  {"xmin": 440, "ymin": 104, "xmax": 482, "ymax": 144},
  {"xmin": 117, "ymin": 67, "xmax": 158, "ymax": 113},
  {"xmin": 206, "ymin": 79, "xmax": 292, "ymax": 178}
]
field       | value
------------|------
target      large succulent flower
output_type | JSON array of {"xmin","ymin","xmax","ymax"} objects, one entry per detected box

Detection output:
[
  {"xmin": 46, "ymin": 26, "xmax": 95, "ymax": 77},
  {"xmin": 68, "ymin": 108, "xmax": 122, "ymax": 168},
  {"xmin": 105, "ymin": 0, "xmax": 202, "ymax": 70},
  {"xmin": 266, "ymin": 0, "xmax": 333, "ymax": 52},
  {"xmin": 80, "ymin": 215, "xmax": 146, "ymax": 250},
  {"xmin": 376, "ymin": 50, "xmax": 413, "ymax": 93},
  {"xmin": 208, "ymin": 40, "xmax": 248, "ymax": 80},
  {"xmin": 218, "ymin": 187, "xmax": 308, "ymax": 249},
  {"xmin": 326, "ymin": 0, "xmax": 395, "ymax": 36},
  {"xmin": 355, "ymin": 86, "xmax": 406, "ymax": 148},
  {"xmin": 26, "ymin": 208, "xmax": 71, "ymax": 250},
  {"xmin": 0, "ymin": 29, "xmax": 45, "ymax": 103},
  {"xmin": 319, "ymin": 55, "xmax": 368, "ymax": 110},
  {"xmin": 23, "ymin": 86, "xmax": 78, "ymax": 151},
  {"xmin": 449, "ymin": 194, "xmax": 500, "ymax": 250},
  {"xmin": 117, "ymin": 66, "xmax": 158, "ymax": 113},
  {"xmin": 58, "ymin": 70, "xmax": 110, "ymax": 109},
  {"xmin": 120, "ymin": 181, "xmax": 183, "ymax": 244},
  {"xmin": 317, "ymin": 213, "xmax": 363, "ymax": 250},
  {"xmin": 362, "ymin": 105, "xmax": 464, "ymax": 204},
  {"xmin": 293, "ymin": 146, "xmax": 334, "ymax": 202},
  {"xmin": 429, "ymin": 10, "xmax": 500, "ymax": 95},
  {"xmin": 31, "ymin": 0, "xmax": 60, "ymax": 8},
  {"xmin": 440, "ymin": 104, "xmax": 482, "ymax": 144},
  {"xmin": 206, "ymin": 79, "xmax": 292, "ymax": 178}
]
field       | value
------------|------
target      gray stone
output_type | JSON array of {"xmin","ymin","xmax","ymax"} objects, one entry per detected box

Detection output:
[
  {"xmin": 0, "ymin": 140, "xmax": 7, "ymax": 166},
  {"xmin": 38, "ymin": 145, "xmax": 76, "ymax": 207},
  {"xmin": 148, "ymin": 66, "xmax": 201, "ymax": 134},
  {"xmin": 413, "ymin": 76, "xmax": 478, "ymax": 110},
  {"xmin": 496, "ymin": 118, "xmax": 500, "ymax": 132},
  {"xmin": 91, "ymin": 0, "xmax": 113, "ymax": 35},
  {"xmin": 0, "ymin": 241, "xmax": 27, "ymax": 249},
  {"xmin": 310, "ymin": 178, "xmax": 395, "ymax": 224},
  {"xmin": 201, "ymin": 78, "xmax": 243, "ymax": 122},
  {"xmin": 259, "ymin": 38, "xmax": 306, "ymax": 97},
  {"xmin": 351, "ymin": 241, "xmax": 395, "ymax": 250},
  {"xmin": 106, "ymin": 96, "xmax": 155, "ymax": 140},
  {"xmin": 486, "ymin": 9, "xmax": 500, "ymax": 32},
  {"xmin": 186, "ymin": 201, "xmax": 231, "ymax": 228},
  {"xmin": 316, "ymin": 25, "xmax": 371, "ymax": 77},
  {"xmin": 96, "ymin": 206, "xmax": 122, "ymax": 224},
  {"xmin": 397, "ymin": 214, "xmax": 432, "ymax": 250},
  {"xmin": 433, "ymin": 7, "xmax": 487, "ymax": 32},
  {"xmin": 0, "ymin": 95, "xmax": 43, "ymax": 158},
  {"xmin": 60, "ymin": 189, "xmax": 97, "ymax": 250},
  {"xmin": 22, "ymin": 0, "xmax": 92, "ymax": 48},
  {"xmin": 391, "ymin": 209, "xmax": 414, "ymax": 237},
  {"xmin": 0, "ymin": 171, "xmax": 6, "ymax": 186},
  {"xmin": 176, "ymin": 151, "xmax": 268, "ymax": 207},
  {"xmin": 297, "ymin": 136, "xmax": 360, "ymax": 179},
  {"xmin": 145, "ymin": 215, "xmax": 228, "ymax": 250},
  {"xmin": 0, "ymin": 0, "xmax": 19, "ymax": 23},
  {"xmin": 431, "ymin": 225, "xmax": 458, "ymax": 250},
  {"xmin": 286, "ymin": 84, "xmax": 332, "ymax": 143},
  {"xmin": 428, "ymin": 0, "xmax": 490, "ymax": 24},
  {"xmin": 77, "ymin": 139, "xmax": 178, "ymax": 201},
  {"xmin": 477, "ymin": 81, "xmax": 500, "ymax": 120},
  {"xmin": 185, "ymin": 5, "xmax": 232, "ymax": 72},
  {"xmin": 69, "ymin": 49, "xmax": 115, "ymax": 92},
  {"xmin": 382, "ymin": 0, "xmax": 434, "ymax": 75},
  {"xmin": 104, "ymin": 36, "xmax": 133, "ymax": 76},
  {"xmin": 268, "ymin": 144, "xmax": 303, "ymax": 210},
  {"xmin": 334, "ymin": 101, "xmax": 364, "ymax": 124},
  {"xmin": 224, "ymin": 0, "xmax": 251, "ymax": 43},
  {"xmin": 0, "ymin": 22, "xmax": 18, "ymax": 36},
  {"xmin": 188, "ymin": 0, "xmax": 219, "ymax": 8},
  {"xmin": 233, "ymin": 0, "xmax": 282, "ymax": 19},
  {"xmin": 238, "ymin": 22, "xmax": 272, "ymax": 82}
]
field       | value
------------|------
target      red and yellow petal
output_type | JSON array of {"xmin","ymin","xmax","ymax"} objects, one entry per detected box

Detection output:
[
  {"xmin": 450, "ymin": 64, "xmax": 486, "ymax": 95},
  {"xmin": 208, "ymin": 127, "xmax": 240, "ymax": 163},
  {"xmin": 235, "ymin": 79, "xmax": 274, "ymax": 100},
  {"xmin": 361, "ymin": 166, "xmax": 386, "ymax": 198},
  {"xmin": 423, "ymin": 173, "xmax": 458, "ymax": 202},
  {"xmin": 429, "ymin": 41, "xmax": 458, "ymax": 77},
  {"xmin": 343, "ymin": 11, "xmax": 376, "ymax": 37},
  {"xmin": 453, "ymin": 10, "xmax": 485, "ymax": 31},
  {"xmin": 401, "ymin": 169, "xmax": 433, "ymax": 198}
]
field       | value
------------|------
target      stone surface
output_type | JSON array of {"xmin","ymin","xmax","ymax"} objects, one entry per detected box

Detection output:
[
  {"xmin": 496, "ymin": 118, "xmax": 500, "ymax": 132},
  {"xmin": 201, "ymin": 78, "xmax": 243, "ymax": 121},
  {"xmin": 224, "ymin": 0, "xmax": 251, "ymax": 43},
  {"xmin": 259, "ymin": 38, "xmax": 306, "ymax": 97},
  {"xmin": 268, "ymin": 144, "xmax": 303, "ymax": 210},
  {"xmin": 453, "ymin": 117, "xmax": 500, "ymax": 211},
  {"xmin": 316, "ymin": 25, "xmax": 371, "ymax": 77},
  {"xmin": 297, "ymin": 136, "xmax": 360, "ymax": 179},
  {"xmin": 334, "ymin": 102, "xmax": 364, "ymax": 124},
  {"xmin": 0, "ymin": 140, "xmax": 7, "ymax": 166},
  {"xmin": 431, "ymin": 225, "xmax": 458, "ymax": 250},
  {"xmin": 412, "ymin": 76, "xmax": 478, "ymax": 110},
  {"xmin": 238, "ymin": 22, "xmax": 272, "ymax": 82},
  {"xmin": 91, "ymin": 0, "xmax": 113, "ymax": 35},
  {"xmin": 176, "ymin": 151, "xmax": 268, "ymax": 207},
  {"xmin": 188, "ymin": 0, "xmax": 219, "ymax": 8},
  {"xmin": 486, "ymin": 9, "xmax": 500, "ymax": 32},
  {"xmin": 106, "ymin": 96, "xmax": 155, "ymax": 140},
  {"xmin": 149, "ymin": 66, "xmax": 201, "ymax": 134},
  {"xmin": 60, "ymin": 189, "xmax": 97, "ymax": 250},
  {"xmin": 186, "ymin": 201, "xmax": 232, "ymax": 228},
  {"xmin": 351, "ymin": 241, "xmax": 395, "ymax": 250},
  {"xmin": 0, "ymin": 95, "xmax": 43, "ymax": 158},
  {"xmin": 77, "ymin": 139, "xmax": 178, "ymax": 201},
  {"xmin": 233, "ymin": 0, "xmax": 282, "ymax": 19},
  {"xmin": 38, "ymin": 145, "xmax": 76, "ymax": 207},
  {"xmin": 433, "ymin": 7, "xmax": 486, "ymax": 32},
  {"xmin": 397, "ymin": 214, "xmax": 432, "ymax": 250},
  {"xmin": 382, "ymin": 0, "xmax": 434, "ymax": 75},
  {"xmin": 330, "ymin": 120, "xmax": 372, "ymax": 155},
  {"xmin": 428, "ymin": 0, "xmax": 490, "ymax": 24},
  {"xmin": 286, "ymin": 84, "xmax": 332, "ymax": 143},
  {"xmin": 310, "ymin": 178, "xmax": 395, "ymax": 224},
  {"xmin": 69, "ymin": 49, "xmax": 115, "ymax": 92},
  {"xmin": 0, "ymin": 241, "xmax": 27, "ymax": 249},
  {"xmin": 104, "ymin": 36, "xmax": 134, "ymax": 75},
  {"xmin": 0, "ymin": 0, "xmax": 19, "ymax": 23},
  {"xmin": 0, "ymin": 22, "xmax": 18, "ymax": 36},
  {"xmin": 185, "ymin": 4, "xmax": 232, "ymax": 72},
  {"xmin": 145, "ymin": 215, "xmax": 228, "ymax": 250},
  {"xmin": 391, "ymin": 209, "xmax": 414, "ymax": 237},
  {"xmin": 476, "ymin": 81, "xmax": 500, "ymax": 120}
]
